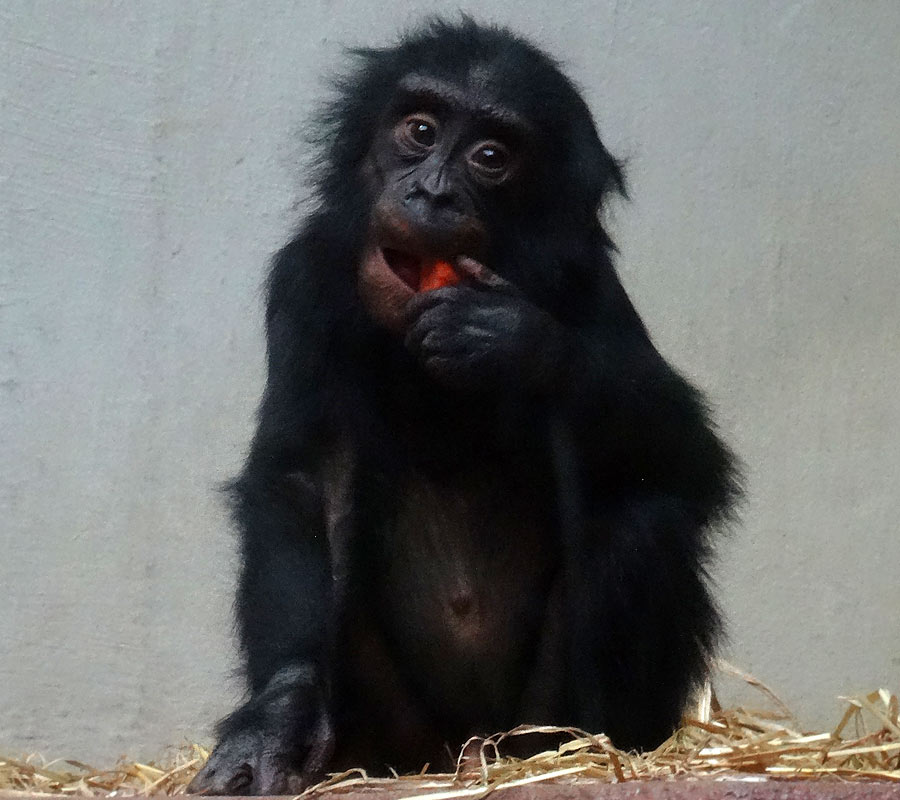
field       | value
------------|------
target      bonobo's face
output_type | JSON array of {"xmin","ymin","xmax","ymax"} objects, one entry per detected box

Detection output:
[{"xmin": 359, "ymin": 73, "xmax": 531, "ymax": 329}]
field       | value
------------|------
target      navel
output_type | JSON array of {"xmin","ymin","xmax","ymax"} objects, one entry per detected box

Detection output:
[{"xmin": 448, "ymin": 590, "xmax": 475, "ymax": 617}]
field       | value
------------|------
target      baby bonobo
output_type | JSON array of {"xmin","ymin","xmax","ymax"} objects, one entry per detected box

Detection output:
[{"xmin": 188, "ymin": 18, "xmax": 738, "ymax": 795}]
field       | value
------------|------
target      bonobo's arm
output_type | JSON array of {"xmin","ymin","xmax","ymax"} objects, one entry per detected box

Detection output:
[
  {"xmin": 555, "ymin": 329, "xmax": 737, "ymax": 749},
  {"xmin": 189, "ymin": 450, "xmax": 335, "ymax": 796},
  {"xmin": 188, "ymin": 239, "xmax": 345, "ymax": 795},
  {"xmin": 405, "ymin": 257, "xmax": 738, "ymax": 750},
  {"xmin": 404, "ymin": 255, "xmax": 734, "ymax": 507}
]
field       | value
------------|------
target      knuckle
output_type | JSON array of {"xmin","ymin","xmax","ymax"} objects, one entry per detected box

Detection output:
[{"xmin": 421, "ymin": 330, "xmax": 443, "ymax": 351}]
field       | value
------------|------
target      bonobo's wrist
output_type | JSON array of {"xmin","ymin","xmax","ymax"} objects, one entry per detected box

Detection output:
[{"xmin": 221, "ymin": 663, "xmax": 322, "ymax": 735}]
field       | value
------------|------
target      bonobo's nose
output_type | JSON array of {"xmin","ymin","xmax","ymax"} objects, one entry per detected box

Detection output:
[
  {"xmin": 403, "ymin": 183, "xmax": 465, "ymax": 219},
  {"xmin": 394, "ymin": 184, "xmax": 483, "ymax": 255}
]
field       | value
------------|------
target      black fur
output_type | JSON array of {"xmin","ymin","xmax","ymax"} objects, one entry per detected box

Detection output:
[{"xmin": 188, "ymin": 18, "xmax": 739, "ymax": 796}]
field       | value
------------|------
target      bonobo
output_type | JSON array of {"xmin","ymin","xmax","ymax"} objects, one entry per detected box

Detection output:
[{"xmin": 188, "ymin": 18, "xmax": 739, "ymax": 795}]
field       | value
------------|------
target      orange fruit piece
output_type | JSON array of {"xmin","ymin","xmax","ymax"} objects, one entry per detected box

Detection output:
[{"xmin": 419, "ymin": 259, "xmax": 461, "ymax": 292}]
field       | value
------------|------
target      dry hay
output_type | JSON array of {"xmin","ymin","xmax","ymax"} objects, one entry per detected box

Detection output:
[{"xmin": 2, "ymin": 665, "xmax": 898, "ymax": 796}]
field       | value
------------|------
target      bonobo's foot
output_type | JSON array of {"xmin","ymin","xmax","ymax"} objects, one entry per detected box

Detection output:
[{"xmin": 187, "ymin": 666, "xmax": 334, "ymax": 795}]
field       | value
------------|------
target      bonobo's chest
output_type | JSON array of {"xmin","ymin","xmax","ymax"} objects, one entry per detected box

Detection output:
[{"xmin": 372, "ymin": 464, "xmax": 557, "ymax": 729}]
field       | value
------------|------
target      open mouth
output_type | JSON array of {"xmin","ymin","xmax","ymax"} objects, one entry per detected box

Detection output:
[
  {"xmin": 358, "ymin": 244, "xmax": 467, "ymax": 331},
  {"xmin": 381, "ymin": 247, "xmax": 461, "ymax": 292},
  {"xmin": 382, "ymin": 248, "xmax": 425, "ymax": 291}
]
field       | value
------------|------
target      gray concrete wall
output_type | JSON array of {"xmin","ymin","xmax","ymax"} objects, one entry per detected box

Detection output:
[{"xmin": 1, "ymin": 0, "xmax": 898, "ymax": 761}]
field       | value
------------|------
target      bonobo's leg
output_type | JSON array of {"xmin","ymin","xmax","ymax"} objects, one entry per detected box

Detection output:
[
  {"xmin": 188, "ymin": 467, "xmax": 335, "ymax": 795},
  {"xmin": 562, "ymin": 491, "xmax": 719, "ymax": 751}
]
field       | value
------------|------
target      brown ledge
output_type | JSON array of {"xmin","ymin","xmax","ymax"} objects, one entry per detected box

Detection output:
[{"xmin": 10, "ymin": 778, "xmax": 900, "ymax": 800}]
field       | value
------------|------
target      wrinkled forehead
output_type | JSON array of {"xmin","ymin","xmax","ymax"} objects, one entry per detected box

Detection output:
[{"xmin": 393, "ymin": 70, "xmax": 537, "ymax": 137}]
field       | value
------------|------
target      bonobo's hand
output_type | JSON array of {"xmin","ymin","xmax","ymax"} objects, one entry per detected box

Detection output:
[
  {"xmin": 187, "ymin": 666, "xmax": 333, "ymax": 796},
  {"xmin": 404, "ymin": 257, "xmax": 567, "ymax": 392}
]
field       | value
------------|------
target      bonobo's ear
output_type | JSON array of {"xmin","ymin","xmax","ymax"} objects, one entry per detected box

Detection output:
[{"xmin": 568, "ymin": 117, "xmax": 626, "ymax": 219}]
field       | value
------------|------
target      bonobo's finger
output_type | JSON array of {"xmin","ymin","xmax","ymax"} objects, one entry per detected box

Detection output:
[
  {"xmin": 187, "ymin": 743, "xmax": 255, "ymax": 795},
  {"xmin": 403, "ymin": 285, "xmax": 475, "ymax": 329},
  {"xmin": 454, "ymin": 256, "xmax": 524, "ymax": 296},
  {"xmin": 404, "ymin": 285, "xmax": 460, "ymax": 317},
  {"xmin": 253, "ymin": 712, "xmax": 332, "ymax": 793},
  {"xmin": 404, "ymin": 303, "xmax": 455, "ymax": 354},
  {"xmin": 300, "ymin": 712, "xmax": 336, "ymax": 779},
  {"xmin": 252, "ymin": 750, "xmax": 293, "ymax": 795}
]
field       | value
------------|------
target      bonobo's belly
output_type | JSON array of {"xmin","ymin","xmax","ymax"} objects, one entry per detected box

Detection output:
[{"xmin": 374, "ymin": 468, "xmax": 557, "ymax": 732}]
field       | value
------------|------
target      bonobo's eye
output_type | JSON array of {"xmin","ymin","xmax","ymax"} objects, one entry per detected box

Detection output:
[
  {"xmin": 397, "ymin": 113, "xmax": 439, "ymax": 151},
  {"xmin": 468, "ymin": 140, "xmax": 512, "ymax": 181}
]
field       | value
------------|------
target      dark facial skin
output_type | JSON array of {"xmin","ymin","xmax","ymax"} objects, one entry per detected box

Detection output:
[
  {"xmin": 188, "ymin": 19, "xmax": 738, "ymax": 796},
  {"xmin": 359, "ymin": 77, "xmax": 564, "ymax": 390}
]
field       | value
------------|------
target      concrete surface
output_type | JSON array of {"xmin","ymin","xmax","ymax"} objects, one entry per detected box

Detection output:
[{"xmin": 1, "ymin": 0, "xmax": 899, "ymax": 763}]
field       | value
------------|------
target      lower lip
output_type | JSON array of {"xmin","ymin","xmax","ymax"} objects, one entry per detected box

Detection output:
[{"xmin": 358, "ymin": 247, "xmax": 415, "ymax": 329}]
